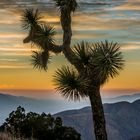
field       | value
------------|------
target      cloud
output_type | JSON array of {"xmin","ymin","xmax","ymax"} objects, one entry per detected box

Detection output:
[
  {"xmin": 0, "ymin": 47, "xmax": 36, "ymax": 52},
  {"xmin": 0, "ymin": 43, "xmax": 36, "ymax": 56},
  {"xmin": 0, "ymin": 65, "xmax": 31, "ymax": 69},
  {"xmin": 0, "ymin": 58, "xmax": 18, "ymax": 62},
  {"xmin": 0, "ymin": 9, "xmax": 20, "ymax": 25},
  {"xmin": 121, "ymin": 42, "xmax": 140, "ymax": 51},
  {"xmin": 111, "ymin": 1, "xmax": 140, "ymax": 11},
  {"xmin": 0, "ymin": 33, "xmax": 25, "ymax": 39},
  {"xmin": 0, "ymin": 84, "xmax": 15, "ymax": 89},
  {"xmin": 0, "ymin": 49, "xmax": 32, "ymax": 56},
  {"xmin": 126, "ymin": 62, "xmax": 140, "ymax": 65}
]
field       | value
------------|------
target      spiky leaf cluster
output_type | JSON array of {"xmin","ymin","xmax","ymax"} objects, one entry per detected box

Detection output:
[
  {"xmin": 21, "ymin": 9, "xmax": 42, "ymax": 30},
  {"xmin": 54, "ymin": 66, "xmax": 88, "ymax": 101},
  {"xmin": 31, "ymin": 25, "xmax": 56, "ymax": 50},
  {"xmin": 31, "ymin": 51, "xmax": 51, "ymax": 71},
  {"xmin": 91, "ymin": 41, "xmax": 124, "ymax": 84},
  {"xmin": 73, "ymin": 41, "xmax": 124, "ymax": 85},
  {"xmin": 54, "ymin": 0, "xmax": 78, "ymax": 12},
  {"xmin": 53, "ymin": 41, "xmax": 124, "ymax": 101},
  {"xmin": 21, "ymin": 9, "xmax": 58, "ymax": 70},
  {"xmin": 74, "ymin": 42, "xmax": 91, "ymax": 68}
]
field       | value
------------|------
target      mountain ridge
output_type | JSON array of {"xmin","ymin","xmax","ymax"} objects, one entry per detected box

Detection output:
[
  {"xmin": 55, "ymin": 99, "xmax": 140, "ymax": 140},
  {"xmin": 0, "ymin": 93, "xmax": 140, "ymax": 139}
]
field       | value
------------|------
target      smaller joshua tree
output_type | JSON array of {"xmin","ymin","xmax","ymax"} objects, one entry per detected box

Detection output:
[{"xmin": 21, "ymin": 0, "xmax": 124, "ymax": 140}]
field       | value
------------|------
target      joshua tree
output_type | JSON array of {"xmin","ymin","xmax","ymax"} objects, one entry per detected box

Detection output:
[{"xmin": 21, "ymin": 0, "xmax": 124, "ymax": 140}]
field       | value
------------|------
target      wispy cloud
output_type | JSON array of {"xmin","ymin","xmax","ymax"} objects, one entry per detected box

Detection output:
[
  {"xmin": 0, "ymin": 65, "xmax": 31, "ymax": 69},
  {"xmin": 0, "ymin": 84, "xmax": 15, "ymax": 89},
  {"xmin": 0, "ymin": 47, "xmax": 35, "ymax": 52},
  {"xmin": 0, "ymin": 33, "xmax": 25, "ymax": 39},
  {"xmin": 0, "ymin": 58, "xmax": 18, "ymax": 62},
  {"xmin": 111, "ymin": 1, "xmax": 140, "ymax": 11},
  {"xmin": 122, "ymin": 42, "xmax": 140, "ymax": 51}
]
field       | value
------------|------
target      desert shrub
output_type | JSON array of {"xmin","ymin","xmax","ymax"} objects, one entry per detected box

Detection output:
[
  {"xmin": 129, "ymin": 136, "xmax": 140, "ymax": 140},
  {"xmin": 0, "ymin": 106, "xmax": 81, "ymax": 140},
  {"xmin": 0, "ymin": 132, "xmax": 36, "ymax": 140}
]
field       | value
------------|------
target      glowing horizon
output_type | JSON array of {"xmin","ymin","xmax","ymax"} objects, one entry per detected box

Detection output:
[{"xmin": 0, "ymin": 0, "xmax": 140, "ymax": 98}]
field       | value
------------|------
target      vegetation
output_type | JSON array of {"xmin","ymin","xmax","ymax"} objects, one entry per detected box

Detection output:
[
  {"xmin": 0, "ymin": 132, "xmax": 36, "ymax": 140},
  {"xmin": 0, "ymin": 106, "xmax": 81, "ymax": 140},
  {"xmin": 21, "ymin": 0, "xmax": 124, "ymax": 140},
  {"xmin": 129, "ymin": 137, "xmax": 140, "ymax": 140}
]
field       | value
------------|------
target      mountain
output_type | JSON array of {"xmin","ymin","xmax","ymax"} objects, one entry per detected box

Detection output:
[
  {"xmin": 104, "ymin": 93, "xmax": 140, "ymax": 103},
  {"xmin": 1, "ymin": 93, "xmax": 140, "ymax": 140},
  {"xmin": 0, "ymin": 92, "xmax": 140, "ymax": 124},
  {"xmin": 129, "ymin": 136, "xmax": 140, "ymax": 140},
  {"xmin": 0, "ymin": 93, "xmax": 90, "ymax": 124},
  {"xmin": 55, "ymin": 100, "xmax": 140, "ymax": 140}
]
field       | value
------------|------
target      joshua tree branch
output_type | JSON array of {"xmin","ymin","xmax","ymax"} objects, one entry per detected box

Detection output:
[
  {"xmin": 60, "ymin": 9, "xmax": 83, "ymax": 71},
  {"xmin": 48, "ymin": 44, "xmax": 63, "ymax": 53},
  {"xmin": 23, "ymin": 36, "xmax": 63, "ymax": 53},
  {"xmin": 23, "ymin": 7, "xmax": 83, "ymax": 70}
]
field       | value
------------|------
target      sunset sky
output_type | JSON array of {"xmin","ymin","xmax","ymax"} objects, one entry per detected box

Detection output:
[{"xmin": 0, "ymin": 0, "xmax": 140, "ymax": 99}]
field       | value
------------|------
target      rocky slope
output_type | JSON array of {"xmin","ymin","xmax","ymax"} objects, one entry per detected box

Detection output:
[{"xmin": 55, "ymin": 100, "xmax": 140, "ymax": 140}]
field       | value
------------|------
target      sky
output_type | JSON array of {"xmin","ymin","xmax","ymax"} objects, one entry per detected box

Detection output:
[{"xmin": 0, "ymin": 0, "xmax": 140, "ymax": 99}]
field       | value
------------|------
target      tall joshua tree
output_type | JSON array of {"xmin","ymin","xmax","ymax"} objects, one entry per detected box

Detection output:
[{"xmin": 21, "ymin": 0, "xmax": 124, "ymax": 140}]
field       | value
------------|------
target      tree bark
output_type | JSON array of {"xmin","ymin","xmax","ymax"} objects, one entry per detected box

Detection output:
[
  {"xmin": 60, "ymin": 9, "xmax": 83, "ymax": 71},
  {"xmin": 89, "ymin": 86, "xmax": 108, "ymax": 140},
  {"xmin": 60, "ymin": 8, "xmax": 108, "ymax": 140}
]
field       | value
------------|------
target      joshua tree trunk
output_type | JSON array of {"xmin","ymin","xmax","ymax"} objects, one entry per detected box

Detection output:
[
  {"xmin": 89, "ymin": 86, "xmax": 108, "ymax": 140},
  {"xmin": 60, "ymin": 8, "xmax": 108, "ymax": 140},
  {"xmin": 60, "ymin": 8, "xmax": 83, "ymax": 71}
]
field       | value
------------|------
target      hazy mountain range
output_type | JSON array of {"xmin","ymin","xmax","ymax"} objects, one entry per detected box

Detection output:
[
  {"xmin": 0, "ymin": 92, "xmax": 140, "ymax": 125},
  {"xmin": 0, "ymin": 93, "xmax": 89, "ymax": 124},
  {"xmin": 55, "ymin": 100, "xmax": 140, "ymax": 140},
  {"xmin": 104, "ymin": 93, "xmax": 140, "ymax": 103}
]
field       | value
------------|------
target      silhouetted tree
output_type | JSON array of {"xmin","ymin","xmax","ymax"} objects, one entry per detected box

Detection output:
[
  {"xmin": 0, "ymin": 106, "xmax": 81, "ymax": 140},
  {"xmin": 129, "ymin": 136, "xmax": 140, "ymax": 140},
  {"xmin": 21, "ymin": 0, "xmax": 124, "ymax": 140},
  {"xmin": 2, "ymin": 106, "xmax": 25, "ymax": 137}
]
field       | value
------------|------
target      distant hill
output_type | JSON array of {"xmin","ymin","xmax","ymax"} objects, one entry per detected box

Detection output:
[
  {"xmin": 1, "ymin": 92, "xmax": 140, "ymax": 140},
  {"xmin": 104, "ymin": 93, "xmax": 140, "ymax": 103},
  {"xmin": 55, "ymin": 100, "xmax": 140, "ymax": 140},
  {"xmin": 0, "ymin": 93, "xmax": 90, "ymax": 124},
  {"xmin": 129, "ymin": 136, "xmax": 140, "ymax": 140}
]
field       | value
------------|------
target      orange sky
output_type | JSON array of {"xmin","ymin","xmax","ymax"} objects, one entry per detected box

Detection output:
[{"xmin": 0, "ymin": 1, "xmax": 140, "ymax": 98}]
